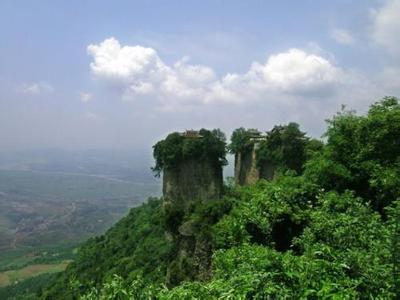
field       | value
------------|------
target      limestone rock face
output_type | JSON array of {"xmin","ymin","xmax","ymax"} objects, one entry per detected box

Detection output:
[
  {"xmin": 234, "ymin": 147, "xmax": 260, "ymax": 185},
  {"xmin": 162, "ymin": 157, "xmax": 223, "ymax": 286},
  {"xmin": 162, "ymin": 158, "xmax": 223, "ymax": 209},
  {"xmin": 235, "ymin": 144, "xmax": 275, "ymax": 185}
]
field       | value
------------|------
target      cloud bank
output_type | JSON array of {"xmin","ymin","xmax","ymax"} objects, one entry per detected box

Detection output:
[{"xmin": 87, "ymin": 38, "xmax": 350, "ymax": 110}]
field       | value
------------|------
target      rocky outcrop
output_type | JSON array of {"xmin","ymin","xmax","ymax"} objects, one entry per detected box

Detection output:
[
  {"xmin": 235, "ymin": 143, "xmax": 275, "ymax": 185},
  {"xmin": 162, "ymin": 157, "xmax": 223, "ymax": 286},
  {"xmin": 234, "ymin": 146, "xmax": 260, "ymax": 185},
  {"xmin": 163, "ymin": 158, "xmax": 223, "ymax": 210}
]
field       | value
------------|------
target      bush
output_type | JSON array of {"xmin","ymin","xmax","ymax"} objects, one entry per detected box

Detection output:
[
  {"xmin": 305, "ymin": 96, "xmax": 400, "ymax": 213},
  {"xmin": 152, "ymin": 129, "xmax": 227, "ymax": 177},
  {"xmin": 256, "ymin": 122, "xmax": 310, "ymax": 174}
]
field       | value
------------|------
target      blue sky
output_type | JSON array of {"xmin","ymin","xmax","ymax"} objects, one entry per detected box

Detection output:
[{"xmin": 0, "ymin": 0, "xmax": 399, "ymax": 151}]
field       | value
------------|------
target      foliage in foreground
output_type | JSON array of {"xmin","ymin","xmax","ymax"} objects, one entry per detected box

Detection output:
[
  {"xmin": 77, "ymin": 185, "xmax": 399, "ymax": 299},
  {"xmin": 305, "ymin": 96, "xmax": 400, "ymax": 213}
]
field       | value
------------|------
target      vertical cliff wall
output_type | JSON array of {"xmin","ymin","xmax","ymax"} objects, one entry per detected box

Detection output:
[
  {"xmin": 163, "ymin": 158, "xmax": 223, "ymax": 209},
  {"xmin": 234, "ymin": 146, "xmax": 260, "ymax": 185},
  {"xmin": 162, "ymin": 157, "xmax": 223, "ymax": 285},
  {"xmin": 235, "ymin": 143, "xmax": 275, "ymax": 185}
]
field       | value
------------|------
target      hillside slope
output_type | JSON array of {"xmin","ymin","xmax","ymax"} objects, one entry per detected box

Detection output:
[
  {"xmin": 42, "ymin": 97, "xmax": 400, "ymax": 299},
  {"xmin": 42, "ymin": 198, "xmax": 171, "ymax": 299}
]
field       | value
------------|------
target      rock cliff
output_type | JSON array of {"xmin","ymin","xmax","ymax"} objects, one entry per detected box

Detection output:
[
  {"xmin": 234, "ymin": 146, "xmax": 259, "ymax": 185},
  {"xmin": 163, "ymin": 158, "xmax": 223, "ymax": 209},
  {"xmin": 163, "ymin": 158, "xmax": 223, "ymax": 285},
  {"xmin": 155, "ymin": 130, "xmax": 226, "ymax": 286},
  {"xmin": 234, "ymin": 144, "xmax": 274, "ymax": 185}
]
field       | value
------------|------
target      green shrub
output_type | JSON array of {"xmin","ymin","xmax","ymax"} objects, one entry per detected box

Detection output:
[
  {"xmin": 305, "ymin": 96, "xmax": 400, "ymax": 213},
  {"xmin": 152, "ymin": 129, "xmax": 227, "ymax": 177}
]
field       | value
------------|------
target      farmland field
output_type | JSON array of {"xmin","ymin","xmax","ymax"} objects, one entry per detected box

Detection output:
[
  {"xmin": 0, "ymin": 169, "xmax": 161, "ymax": 252},
  {"xmin": 0, "ymin": 149, "xmax": 161, "ymax": 297},
  {"xmin": 0, "ymin": 261, "xmax": 70, "ymax": 287}
]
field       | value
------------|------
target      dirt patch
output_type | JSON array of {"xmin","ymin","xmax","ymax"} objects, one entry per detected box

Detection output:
[{"xmin": 0, "ymin": 273, "xmax": 10, "ymax": 287}]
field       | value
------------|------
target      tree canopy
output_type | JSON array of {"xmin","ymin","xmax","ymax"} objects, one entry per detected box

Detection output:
[
  {"xmin": 256, "ymin": 122, "xmax": 322, "ymax": 175},
  {"xmin": 305, "ymin": 96, "xmax": 400, "ymax": 213},
  {"xmin": 152, "ymin": 129, "xmax": 227, "ymax": 177},
  {"xmin": 228, "ymin": 127, "xmax": 258, "ymax": 155}
]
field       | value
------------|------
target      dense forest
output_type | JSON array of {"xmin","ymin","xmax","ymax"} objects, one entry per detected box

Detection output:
[{"xmin": 29, "ymin": 97, "xmax": 400, "ymax": 298}]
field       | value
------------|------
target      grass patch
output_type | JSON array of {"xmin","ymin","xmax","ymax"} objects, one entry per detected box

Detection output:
[{"xmin": 0, "ymin": 261, "xmax": 70, "ymax": 287}]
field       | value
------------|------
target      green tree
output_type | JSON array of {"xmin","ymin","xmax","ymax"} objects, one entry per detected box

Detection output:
[
  {"xmin": 257, "ymin": 122, "xmax": 309, "ymax": 174},
  {"xmin": 387, "ymin": 200, "xmax": 400, "ymax": 297},
  {"xmin": 228, "ymin": 127, "xmax": 257, "ymax": 154},
  {"xmin": 305, "ymin": 96, "xmax": 400, "ymax": 212},
  {"xmin": 152, "ymin": 129, "xmax": 227, "ymax": 177}
]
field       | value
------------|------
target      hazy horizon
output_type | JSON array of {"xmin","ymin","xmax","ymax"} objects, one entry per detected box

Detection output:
[{"xmin": 1, "ymin": 0, "xmax": 399, "ymax": 152}]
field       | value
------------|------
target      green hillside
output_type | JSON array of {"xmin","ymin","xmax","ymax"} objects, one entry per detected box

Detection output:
[{"xmin": 38, "ymin": 97, "xmax": 400, "ymax": 299}]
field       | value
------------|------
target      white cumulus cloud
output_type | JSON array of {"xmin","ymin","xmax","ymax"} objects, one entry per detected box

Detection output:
[
  {"xmin": 331, "ymin": 29, "xmax": 354, "ymax": 45},
  {"xmin": 207, "ymin": 48, "xmax": 343, "ymax": 103},
  {"xmin": 88, "ymin": 37, "xmax": 216, "ymax": 107},
  {"xmin": 371, "ymin": 0, "xmax": 400, "ymax": 58},
  {"xmin": 87, "ymin": 38, "xmax": 349, "ymax": 109},
  {"xmin": 253, "ymin": 49, "xmax": 340, "ymax": 95},
  {"xmin": 87, "ymin": 37, "xmax": 167, "ymax": 85}
]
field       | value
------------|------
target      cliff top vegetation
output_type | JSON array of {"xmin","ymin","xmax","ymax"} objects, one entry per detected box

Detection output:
[
  {"xmin": 152, "ymin": 128, "xmax": 227, "ymax": 177},
  {"xmin": 228, "ymin": 127, "xmax": 260, "ymax": 155},
  {"xmin": 229, "ymin": 124, "xmax": 323, "ymax": 175}
]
